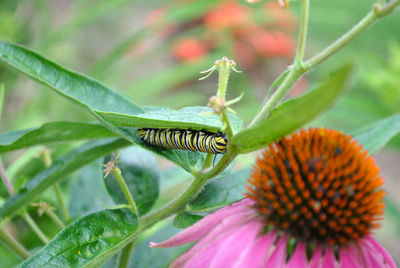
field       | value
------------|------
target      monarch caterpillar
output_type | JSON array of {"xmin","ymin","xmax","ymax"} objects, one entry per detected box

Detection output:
[{"xmin": 138, "ymin": 128, "xmax": 228, "ymax": 154}]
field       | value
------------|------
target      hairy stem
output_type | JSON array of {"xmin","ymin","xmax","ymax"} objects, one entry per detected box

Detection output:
[
  {"xmin": 296, "ymin": 0, "xmax": 310, "ymax": 62},
  {"xmin": 45, "ymin": 210, "xmax": 65, "ymax": 229},
  {"xmin": 250, "ymin": 69, "xmax": 303, "ymax": 125},
  {"xmin": 53, "ymin": 184, "xmax": 70, "ymax": 221},
  {"xmin": 251, "ymin": 0, "xmax": 400, "ymax": 126},
  {"xmin": 111, "ymin": 168, "xmax": 139, "ymax": 216},
  {"xmin": 141, "ymin": 174, "xmax": 210, "ymax": 225},
  {"xmin": 201, "ymin": 154, "xmax": 214, "ymax": 170},
  {"xmin": 0, "ymin": 226, "xmax": 30, "ymax": 259},
  {"xmin": 217, "ymin": 63, "xmax": 230, "ymax": 100},
  {"xmin": 141, "ymin": 143, "xmax": 237, "ymax": 226},
  {"xmin": 304, "ymin": 0, "xmax": 400, "ymax": 70},
  {"xmin": 23, "ymin": 212, "xmax": 49, "ymax": 244},
  {"xmin": 221, "ymin": 112, "xmax": 234, "ymax": 140},
  {"xmin": 118, "ymin": 241, "xmax": 135, "ymax": 268},
  {"xmin": 0, "ymin": 158, "xmax": 14, "ymax": 196},
  {"xmin": 41, "ymin": 149, "xmax": 70, "ymax": 221}
]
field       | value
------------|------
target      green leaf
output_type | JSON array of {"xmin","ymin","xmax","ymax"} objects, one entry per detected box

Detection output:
[
  {"xmin": 0, "ymin": 139, "xmax": 130, "ymax": 219},
  {"xmin": 0, "ymin": 42, "xmax": 143, "ymax": 115},
  {"xmin": 21, "ymin": 209, "xmax": 138, "ymax": 267},
  {"xmin": 130, "ymin": 222, "xmax": 192, "ymax": 268},
  {"xmin": 352, "ymin": 113, "xmax": 400, "ymax": 154},
  {"xmin": 173, "ymin": 211, "xmax": 203, "ymax": 229},
  {"xmin": 0, "ymin": 42, "xmax": 243, "ymax": 172},
  {"xmin": 68, "ymin": 160, "xmax": 114, "ymax": 218},
  {"xmin": 187, "ymin": 168, "xmax": 251, "ymax": 213},
  {"xmin": 261, "ymin": 68, "xmax": 291, "ymax": 106},
  {"xmin": 98, "ymin": 106, "xmax": 243, "ymax": 133},
  {"xmin": 104, "ymin": 147, "xmax": 160, "ymax": 216},
  {"xmin": 0, "ymin": 122, "xmax": 116, "ymax": 153},
  {"xmin": 233, "ymin": 63, "xmax": 355, "ymax": 153}
]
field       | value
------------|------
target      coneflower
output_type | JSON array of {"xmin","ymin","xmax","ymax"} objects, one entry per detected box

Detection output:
[{"xmin": 151, "ymin": 128, "xmax": 396, "ymax": 268}]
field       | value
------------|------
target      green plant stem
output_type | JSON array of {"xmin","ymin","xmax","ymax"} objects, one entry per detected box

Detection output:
[
  {"xmin": 0, "ymin": 227, "xmax": 30, "ymax": 259},
  {"xmin": 23, "ymin": 212, "xmax": 49, "ymax": 244},
  {"xmin": 118, "ymin": 241, "xmax": 135, "ymax": 268},
  {"xmin": 250, "ymin": 69, "xmax": 304, "ymax": 125},
  {"xmin": 201, "ymin": 154, "xmax": 214, "ymax": 170},
  {"xmin": 45, "ymin": 209, "xmax": 65, "ymax": 229},
  {"xmin": 53, "ymin": 184, "xmax": 70, "ymax": 221},
  {"xmin": 141, "ymin": 174, "xmax": 209, "ymax": 226},
  {"xmin": 111, "ymin": 168, "xmax": 138, "ymax": 216},
  {"xmin": 41, "ymin": 149, "xmax": 70, "ymax": 221},
  {"xmin": 217, "ymin": 63, "xmax": 230, "ymax": 100},
  {"xmin": 141, "ymin": 144, "xmax": 237, "ymax": 226},
  {"xmin": 250, "ymin": 0, "xmax": 400, "ymax": 126},
  {"xmin": 296, "ymin": 0, "xmax": 310, "ymax": 62},
  {"xmin": 199, "ymin": 147, "xmax": 237, "ymax": 180},
  {"xmin": 0, "ymin": 158, "xmax": 14, "ymax": 196},
  {"xmin": 304, "ymin": 0, "xmax": 400, "ymax": 71},
  {"xmin": 221, "ymin": 112, "xmax": 234, "ymax": 140}
]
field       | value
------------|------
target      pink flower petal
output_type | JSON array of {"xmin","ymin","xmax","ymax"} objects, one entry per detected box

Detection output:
[
  {"xmin": 322, "ymin": 247, "xmax": 338, "ymax": 268},
  {"xmin": 208, "ymin": 220, "xmax": 263, "ymax": 268},
  {"xmin": 360, "ymin": 240, "xmax": 386, "ymax": 268},
  {"xmin": 151, "ymin": 199, "xmax": 254, "ymax": 248},
  {"xmin": 310, "ymin": 246, "xmax": 323, "ymax": 268},
  {"xmin": 264, "ymin": 234, "xmax": 289, "ymax": 268},
  {"xmin": 168, "ymin": 210, "xmax": 255, "ymax": 266},
  {"xmin": 179, "ymin": 230, "xmax": 229, "ymax": 268},
  {"xmin": 234, "ymin": 230, "xmax": 277, "ymax": 268},
  {"xmin": 175, "ymin": 219, "xmax": 261, "ymax": 268},
  {"xmin": 339, "ymin": 244, "xmax": 363, "ymax": 268},
  {"xmin": 366, "ymin": 235, "xmax": 396, "ymax": 268},
  {"xmin": 286, "ymin": 242, "xmax": 309, "ymax": 268}
]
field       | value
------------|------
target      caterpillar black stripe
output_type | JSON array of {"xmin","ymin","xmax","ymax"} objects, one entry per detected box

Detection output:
[{"xmin": 138, "ymin": 128, "xmax": 228, "ymax": 154}]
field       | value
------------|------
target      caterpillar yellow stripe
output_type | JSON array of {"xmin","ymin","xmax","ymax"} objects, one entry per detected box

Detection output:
[{"xmin": 138, "ymin": 128, "xmax": 228, "ymax": 154}]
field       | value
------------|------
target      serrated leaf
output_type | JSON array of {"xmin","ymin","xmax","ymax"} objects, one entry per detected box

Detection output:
[
  {"xmin": 233, "ymin": 63, "xmax": 355, "ymax": 153},
  {"xmin": 104, "ymin": 147, "xmax": 159, "ymax": 216},
  {"xmin": 173, "ymin": 211, "xmax": 203, "ymax": 229},
  {"xmin": 68, "ymin": 160, "xmax": 114, "ymax": 218},
  {"xmin": 187, "ymin": 168, "xmax": 251, "ymax": 213},
  {"xmin": 0, "ymin": 42, "xmax": 243, "ymax": 172},
  {"xmin": 20, "ymin": 209, "xmax": 138, "ymax": 267},
  {"xmin": 0, "ymin": 122, "xmax": 116, "ymax": 153},
  {"xmin": 352, "ymin": 113, "xmax": 400, "ymax": 154},
  {"xmin": 0, "ymin": 139, "xmax": 130, "ymax": 219}
]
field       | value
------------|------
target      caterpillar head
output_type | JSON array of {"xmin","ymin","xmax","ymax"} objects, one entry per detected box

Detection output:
[{"xmin": 215, "ymin": 131, "xmax": 228, "ymax": 147}]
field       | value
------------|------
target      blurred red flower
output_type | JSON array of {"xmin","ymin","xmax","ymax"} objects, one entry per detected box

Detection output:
[
  {"xmin": 172, "ymin": 38, "xmax": 208, "ymax": 62},
  {"xmin": 204, "ymin": 1, "xmax": 250, "ymax": 30}
]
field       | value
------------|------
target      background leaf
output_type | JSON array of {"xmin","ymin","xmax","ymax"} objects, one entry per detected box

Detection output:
[
  {"xmin": 232, "ymin": 63, "xmax": 355, "ymax": 153},
  {"xmin": 21, "ymin": 209, "xmax": 138, "ymax": 267},
  {"xmin": 173, "ymin": 211, "xmax": 203, "ymax": 229},
  {"xmin": 352, "ymin": 113, "xmax": 400, "ymax": 154},
  {"xmin": 0, "ymin": 139, "xmax": 130, "ymax": 219},
  {"xmin": 187, "ymin": 168, "xmax": 251, "ymax": 213},
  {"xmin": 129, "ymin": 222, "xmax": 192, "ymax": 268},
  {"xmin": 68, "ymin": 159, "xmax": 114, "ymax": 218},
  {"xmin": 0, "ymin": 122, "xmax": 115, "ymax": 153},
  {"xmin": 104, "ymin": 147, "xmax": 160, "ymax": 216}
]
